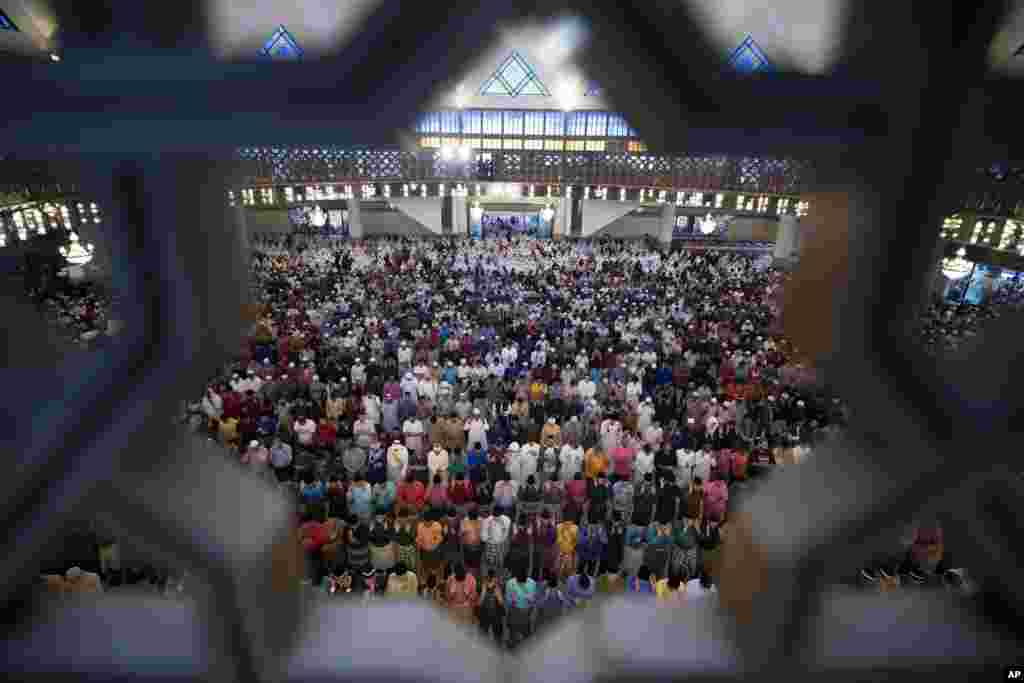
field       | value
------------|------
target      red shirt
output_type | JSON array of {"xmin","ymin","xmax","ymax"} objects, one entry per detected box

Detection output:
[
  {"xmin": 398, "ymin": 481, "xmax": 426, "ymax": 507},
  {"xmin": 611, "ymin": 447, "xmax": 635, "ymax": 478},
  {"xmin": 301, "ymin": 521, "xmax": 328, "ymax": 553},
  {"xmin": 221, "ymin": 392, "xmax": 242, "ymax": 420},
  {"xmin": 448, "ymin": 480, "xmax": 474, "ymax": 505},
  {"xmin": 566, "ymin": 479, "xmax": 587, "ymax": 504},
  {"xmin": 317, "ymin": 422, "xmax": 338, "ymax": 447}
]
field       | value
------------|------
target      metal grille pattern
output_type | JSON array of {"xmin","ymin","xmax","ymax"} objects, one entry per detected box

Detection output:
[
  {"xmin": 2, "ymin": 0, "xmax": 1023, "ymax": 682},
  {"xmin": 233, "ymin": 146, "xmax": 810, "ymax": 194}
]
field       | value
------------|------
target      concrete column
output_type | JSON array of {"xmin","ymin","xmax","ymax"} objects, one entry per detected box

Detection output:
[
  {"xmin": 658, "ymin": 203, "xmax": 675, "ymax": 249},
  {"xmin": 556, "ymin": 196, "xmax": 571, "ymax": 240},
  {"xmin": 347, "ymin": 195, "xmax": 363, "ymax": 239},
  {"xmin": 452, "ymin": 195, "xmax": 468, "ymax": 237},
  {"xmin": 773, "ymin": 214, "xmax": 800, "ymax": 260},
  {"xmin": 232, "ymin": 205, "xmax": 249, "ymax": 251}
]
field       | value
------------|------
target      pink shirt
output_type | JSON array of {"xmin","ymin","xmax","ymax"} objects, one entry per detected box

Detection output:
[{"xmin": 611, "ymin": 447, "xmax": 635, "ymax": 478}]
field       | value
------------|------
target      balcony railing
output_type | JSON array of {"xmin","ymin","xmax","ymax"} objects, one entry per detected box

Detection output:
[{"xmin": 235, "ymin": 147, "xmax": 813, "ymax": 195}]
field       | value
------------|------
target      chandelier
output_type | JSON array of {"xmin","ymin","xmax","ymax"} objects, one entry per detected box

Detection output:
[
  {"xmin": 540, "ymin": 205, "xmax": 555, "ymax": 222},
  {"xmin": 699, "ymin": 213, "xmax": 717, "ymax": 235},
  {"xmin": 941, "ymin": 247, "xmax": 973, "ymax": 280},
  {"xmin": 59, "ymin": 232, "xmax": 95, "ymax": 266}
]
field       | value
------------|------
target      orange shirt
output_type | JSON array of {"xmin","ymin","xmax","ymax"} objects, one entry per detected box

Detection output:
[{"xmin": 585, "ymin": 448, "xmax": 609, "ymax": 479}]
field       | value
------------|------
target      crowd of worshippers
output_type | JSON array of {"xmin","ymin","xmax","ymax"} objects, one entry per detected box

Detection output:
[
  {"xmin": 33, "ymin": 281, "xmax": 115, "ymax": 348},
  {"xmin": 915, "ymin": 300, "xmax": 1004, "ymax": 355},
  {"xmin": 181, "ymin": 236, "xmax": 857, "ymax": 645}
]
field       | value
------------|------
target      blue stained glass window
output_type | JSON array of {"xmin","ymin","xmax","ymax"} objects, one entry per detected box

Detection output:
[
  {"xmin": 628, "ymin": 125, "xmax": 640, "ymax": 138},
  {"xmin": 503, "ymin": 111, "xmax": 524, "ymax": 136},
  {"xmin": 726, "ymin": 35, "xmax": 773, "ymax": 75},
  {"xmin": 0, "ymin": 8, "xmax": 19, "ymax": 31},
  {"xmin": 440, "ymin": 111, "xmax": 461, "ymax": 134},
  {"xmin": 524, "ymin": 111, "xmax": 545, "ymax": 136},
  {"xmin": 462, "ymin": 110, "xmax": 482, "ymax": 135},
  {"xmin": 258, "ymin": 25, "xmax": 304, "ymax": 61},
  {"xmin": 545, "ymin": 111, "xmax": 564, "ymax": 136},
  {"xmin": 482, "ymin": 111, "xmax": 503, "ymax": 136},
  {"xmin": 417, "ymin": 112, "xmax": 442, "ymax": 134},
  {"xmin": 478, "ymin": 51, "xmax": 551, "ymax": 96},
  {"xmin": 584, "ymin": 81, "xmax": 602, "ymax": 96},
  {"xmin": 566, "ymin": 112, "xmax": 587, "ymax": 136},
  {"xmin": 586, "ymin": 112, "xmax": 608, "ymax": 137},
  {"xmin": 607, "ymin": 114, "xmax": 628, "ymax": 137},
  {"xmin": 518, "ymin": 79, "xmax": 547, "ymax": 95}
]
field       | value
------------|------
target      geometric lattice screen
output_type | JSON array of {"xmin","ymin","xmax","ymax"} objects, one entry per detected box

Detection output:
[
  {"xmin": 258, "ymin": 25, "xmax": 303, "ymax": 61},
  {"xmin": 479, "ymin": 51, "xmax": 550, "ymax": 96}
]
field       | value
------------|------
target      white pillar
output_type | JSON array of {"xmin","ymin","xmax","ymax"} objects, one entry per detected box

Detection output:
[
  {"xmin": 556, "ymin": 196, "xmax": 572, "ymax": 240},
  {"xmin": 452, "ymin": 195, "xmax": 468, "ymax": 237},
  {"xmin": 232, "ymin": 205, "xmax": 249, "ymax": 251},
  {"xmin": 658, "ymin": 204, "xmax": 675, "ymax": 249},
  {"xmin": 347, "ymin": 195, "xmax": 363, "ymax": 239},
  {"xmin": 773, "ymin": 214, "xmax": 800, "ymax": 260}
]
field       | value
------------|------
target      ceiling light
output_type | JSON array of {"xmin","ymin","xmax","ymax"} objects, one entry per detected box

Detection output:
[{"xmin": 50, "ymin": 53, "xmax": 61, "ymax": 63}]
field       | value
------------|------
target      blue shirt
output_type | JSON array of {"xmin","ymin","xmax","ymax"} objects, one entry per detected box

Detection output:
[
  {"xmin": 467, "ymin": 447, "xmax": 488, "ymax": 469},
  {"xmin": 506, "ymin": 578, "xmax": 538, "ymax": 609}
]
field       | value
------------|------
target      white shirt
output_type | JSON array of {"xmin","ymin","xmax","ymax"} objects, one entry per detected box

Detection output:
[
  {"xmin": 559, "ymin": 445, "xmax": 585, "ymax": 480},
  {"xmin": 600, "ymin": 419, "xmax": 622, "ymax": 452},
  {"xmin": 402, "ymin": 419, "xmax": 424, "ymax": 438},
  {"xmin": 678, "ymin": 451, "xmax": 713, "ymax": 484},
  {"xmin": 637, "ymin": 404, "xmax": 656, "ymax": 433},
  {"xmin": 578, "ymin": 380, "xmax": 597, "ymax": 400},
  {"xmin": 518, "ymin": 445, "xmax": 540, "ymax": 481},
  {"xmin": 482, "ymin": 514, "xmax": 511, "ymax": 545},
  {"xmin": 685, "ymin": 578, "xmax": 717, "ymax": 601},
  {"xmin": 363, "ymin": 395, "xmax": 381, "ymax": 424},
  {"xmin": 626, "ymin": 381, "xmax": 643, "ymax": 402},
  {"xmin": 418, "ymin": 379, "xmax": 438, "ymax": 401},
  {"xmin": 634, "ymin": 449, "xmax": 655, "ymax": 477}
]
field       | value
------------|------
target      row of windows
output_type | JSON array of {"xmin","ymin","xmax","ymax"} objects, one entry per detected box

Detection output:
[
  {"xmin": 940, "ymin": 216, "xmax": 1024, "ymax": 253},
  {"xmin": 420, "ymin": 137, "xmax": 648, "ymax": 153},
  {"xmin": 416, "ymin": 110, "xmax": 639, "ymax": 138}
]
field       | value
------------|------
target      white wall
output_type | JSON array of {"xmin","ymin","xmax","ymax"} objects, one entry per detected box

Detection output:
[
  {"xmin": 432, "ymin": 20, "xmax": 613, "ymax": 112},
  {"xmin": 730, "ymin": 217, "xmax": 778, "ymax": 242},
  {"xmin": 245, "ymin": 209, "xmax": 292, "ymax": 235},
  {"xmin": 389, "ymin": 197, "xmax": 443, "ymax": 235},
  {"xmin": 593, "ymin": 215, "xmax": 662, "ymax": 239},
  {"xmin": 361, "ymin": 211, "xmax": 438, "ymax": 238},
  {"xmin": 581, "ymin": 199, "xmax": 643, "ymax": 237}
]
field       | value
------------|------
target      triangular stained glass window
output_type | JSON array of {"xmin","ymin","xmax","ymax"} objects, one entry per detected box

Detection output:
[
  {"xmin": 727, "ymin": 35, "xmax": 772, "ymax": 74},
  {"xmin": 0, "ymin": 8, "xmax": 19, "ymax": 31},
  {"xmin": 478, "ymin": 51, "xmax": 550, "ymax": 96},
  {"xmin": 258, "ymin": 25, "xmax": 303, "ymax": 61}
]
